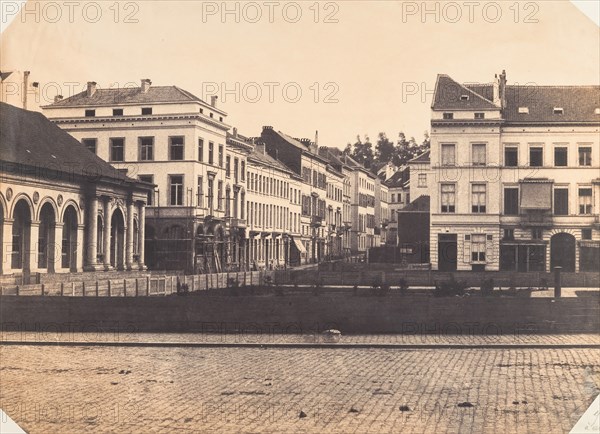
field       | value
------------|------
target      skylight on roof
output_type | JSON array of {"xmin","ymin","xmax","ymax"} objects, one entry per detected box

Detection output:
[
  {"xmin": 460, "ymin": 95, "xmax": 469, "ymax": 101},
  {"xmin": 553, "ymin": 107, "xmax": 564, "ymax": 115},
  {"xmin": 518, "ymin": 107, "xmax": 529, "ymax": 114}
]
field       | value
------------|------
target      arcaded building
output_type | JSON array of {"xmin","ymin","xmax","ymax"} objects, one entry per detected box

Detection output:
[{"xmin": 0, "ymin": 102, "xmax": 151, "ymax": 279}]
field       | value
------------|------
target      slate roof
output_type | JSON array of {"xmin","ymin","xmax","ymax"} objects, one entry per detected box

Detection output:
[
  {"xmin": 409, "ymin": 150, "xmax": 430, "ymax": 163},
  {"xmin": 248, "ymin": 146, "xmax": 293, "ymax": 174},
  {"xmin": 44, "ymin": 85, "xmax": 215, "ymax": 109},
  {"xmin": 432, "ymin": 74, "xmax": 499, "ymax": 110},
  {"xmin": 385, "ymin": 167, "xmax": 409, "ymax": 188},
  {"xmin": 0, "ymin": 102, "xmax": 138, "ymax": 184},
  {"xmin": 433, "ymin": 73, "xmax": 600, "ymax": 124}
]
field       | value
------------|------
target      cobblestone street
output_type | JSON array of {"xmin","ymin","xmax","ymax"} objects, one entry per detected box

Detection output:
[{"xmin": 1, "ymin": 341, "xmax": 599, "ymax": 433}]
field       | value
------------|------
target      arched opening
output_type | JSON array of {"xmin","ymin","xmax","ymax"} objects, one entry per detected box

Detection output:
[
  {"xmin": 62, "ymin": 206, "xmax": 78, "ymax": 271},
  {"xmin": 145, "ymin": 224, "xmax": 156, "ymax": 269},
  {"xmin": 12, "ymin": 199, "xmax": 32, "ymax": 272},
  {"xmin": 551, "ymin": 233, "xmax": 576, "ymax": 272},
  {"xmin": 97, "ymin": 216, "xmax": 104, "ymax": 262},
  {"xmin": 110, "ymin": 209, "xmax": 125, "ymax": 270},
  {"xmin": 38, "ymin": 203, "xmax": 56, "ymax": 272}
]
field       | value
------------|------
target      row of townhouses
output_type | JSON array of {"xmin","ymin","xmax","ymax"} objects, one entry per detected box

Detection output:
[
  {"xmin": 1, "ymin": 70, "xmax": 598, "ymax": 276},
  {"xmin": 31, "ymin": 80, "xmax": 390, "ymax": 272}
]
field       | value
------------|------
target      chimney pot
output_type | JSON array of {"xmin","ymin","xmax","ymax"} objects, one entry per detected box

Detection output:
[
  {"xmin": 232, "ymin": 127, "xmax": 238, "ymax": 137},
  {"xmin": 54, "ymin": 95, "xmax": 63, "ymax": 103},
  {"xmin": 211, "ymin": 95, "xmax": 218, "ymax": 107},
  {"xmin": 141, "ymin": 79, "xmax": 152, "ymax": 93},
  {"xmin": 86, "ymin": 81, "xmax": 97, "ymax": 97}
]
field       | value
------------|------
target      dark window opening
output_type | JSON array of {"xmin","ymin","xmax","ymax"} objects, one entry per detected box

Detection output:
[{"xmin": 141, "ymin": 107, "xmax": 152, "ymax": 115}]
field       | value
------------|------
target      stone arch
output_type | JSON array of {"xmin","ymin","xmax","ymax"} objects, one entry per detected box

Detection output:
[
  {"xmin": 110, "ymin": 208, "xmax": 126, "ymax": 270},
  {"xmin": 550, "ymin": 232, "xmax": 576, "ymax": 272},
  {"xmin": 12, "ymin": 197, "xmax": 33, "ymax": 272},
  {"xmin": 62, "ymin": 204, "xmax": 79, "ymax": 271},
  {"xmin": 38, "ymin": 201, "xmax": 57, "ymax": 271},
  {"xmin": 59, "ymin": 199, "xmax": 82, "ymax": 223},
  {"xmin": 35, "ymin": 196, "xmax": 59, "ymax": 222},
  {"xmin": 10, "ymin": 193, "xmax": 34, "ymax": 221},
  {"xmin": 548, "ymin": 228, "xmax": 577, "ymax": 237}
]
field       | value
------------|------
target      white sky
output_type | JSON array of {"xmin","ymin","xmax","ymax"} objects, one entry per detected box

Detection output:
[{"xmin": 1, "ymin": 0, "xmax": 599, "ymax": 147}]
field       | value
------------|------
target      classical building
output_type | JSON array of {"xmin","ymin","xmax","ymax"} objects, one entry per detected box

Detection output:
[
  {"xmin": 0, "ymin": 102, "xmax": 151, "ymax": 279},
  {"xmin": 374, "ymin": 178, "xmax": 390, "ymax": 246},
  {"xmin": 42, "ymin": 80, "xmax": 244, "ymax": 272},
  {"xmin": 430, "ymin": 71, "xmax": 600, "ymax": 272}
]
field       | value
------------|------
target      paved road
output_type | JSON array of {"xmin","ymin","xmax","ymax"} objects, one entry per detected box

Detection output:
[{"xmin": 1, "ymin": 343, "xmax": 599, "ymax": 433}]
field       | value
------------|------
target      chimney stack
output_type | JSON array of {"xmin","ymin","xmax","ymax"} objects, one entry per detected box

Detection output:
[
  {"xmin": 141, "ymin": 78, "xmax": 152, "ymax": 93},
  {"xmin": 86, "ymin": 81, "xmax": 97, "ymax": 98},
  {"xmin": 493, "ymin": 70, "xmax": 507, "ymax": 109},
  {"xmin": 232, "ymin": 127, "xmax": 238, "ymax": 137},
  {"xmin": 211, "ymin": 95, "xmax": 218, "ymax": 107},
  {"xmin": 315, "ymin": 130, "xmax": 319, "ymax": 145},
  {"xmin": 54, "ymin": 95, "xmax": 63, "ymax": 103}
]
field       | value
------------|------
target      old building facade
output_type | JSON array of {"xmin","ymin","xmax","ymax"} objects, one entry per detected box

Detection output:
[
  {"xmin": 430, "ymin": 71, "xmax": 600, "ymax": 272},
  {"xmin": 1, "ymin": 103, "xmax": 151, "ymax": 279}
]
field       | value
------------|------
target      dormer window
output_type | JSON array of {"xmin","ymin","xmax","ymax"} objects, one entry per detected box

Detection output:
[
  {"xmin": 553, "ymin": 107, "xmax": 564, "ymax": 115},
  {"xmin": 141, "ymin": 107, "xmax": 152, "ymax": 115},
  {"xmin": 112, "ymin": 108, "xmax": 123, "ymax": 116},
  {"xmin": 474, "ymin": 112, "xmax": 485, "ymax": 119},
  {"xmin": 443, "ymin": 112, "xmax": 454, "ymax": 120},
  {"xmin": 85, "ymin": 109, "xmax": 95, "ymax": 117},
  {"xmin": 460, "ymin": 95, "xmax": 469, "ymax": 101},
  {"xmin": 518, "ymin": 107, "xmax": 529, "ymax": 114}
]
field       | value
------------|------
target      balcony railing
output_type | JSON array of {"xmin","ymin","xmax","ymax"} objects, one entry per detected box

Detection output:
[{"xmin": 311, "ymin": 215, "xmax": 323, "ymax": 227}]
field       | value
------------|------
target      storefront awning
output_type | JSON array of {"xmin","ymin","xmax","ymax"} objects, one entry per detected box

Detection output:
[
  {"xmin": 292, "ymin": 237, "xmax": 307, "ymax": 254},
  {"xmin": 520, "ymin": 181, "xmax": 552, "ymax": 210}
]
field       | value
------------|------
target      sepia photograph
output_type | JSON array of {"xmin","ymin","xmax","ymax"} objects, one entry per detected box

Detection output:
[{"xmin": 0, "ymin": 0, "xmax": 599, "ymax": 432}]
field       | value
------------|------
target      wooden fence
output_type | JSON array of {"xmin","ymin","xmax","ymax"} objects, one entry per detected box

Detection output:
[{"xmin": 0, "ymin": 271, "xmax": 265, "ymax": 297}]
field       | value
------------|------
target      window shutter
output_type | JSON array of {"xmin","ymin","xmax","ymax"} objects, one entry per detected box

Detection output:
[
  {"xmin": 486, "ymin": 235, "xmax": 494, "ymax": 262},
  {"xmin": 463, "ymin": 235, "xmax": 471, "ymax": 263}
]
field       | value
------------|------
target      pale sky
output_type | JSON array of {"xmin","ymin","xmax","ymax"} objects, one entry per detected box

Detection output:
[{"xmin": 1, "ymin": 0, "xmax": 599, "ymax": 148}]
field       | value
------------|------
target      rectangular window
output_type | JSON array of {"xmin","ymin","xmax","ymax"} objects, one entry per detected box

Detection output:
[
  {"xmin": 474, "ymin": 112, "xmax": 485, "ymax": 119},
  {"xmin": 472, "ymin": 144, "xmax": 486, "ymax": 166},
  {"xmin": 554, "ymin": 147, "xmax": 568, "ymax": 167},
  {"xmin": 85, "ymin": 109, "xmax": 95, "ymax": 117},
  {"xmin": 443, "ymin": 112, "xmax": 454, "ymax": 120},
  {"xmin": 441, "ymin": 184, "xmax": 455, "ymax": 213},
  {"xmin": 109, "ymin": 138, "xmax": 124, "ymax": 162},
  {"xmin": 582, "ymin": 229, "xmax": 592, "ymax": 240},
  {"xmin": 169, "ymin": 136, "xmax": 184, "ymax": 161},
  {"xmin": 234, "ymin": 158, "xmax": 239, "ymax": 183},
  {"xmin": 505, "ymin": 147, "xmax": 518, "ymax": 167},
  {"xmin": 226, "ymin": 155, "xmax": 231, "ymax": 177},
  {"xmin": 471, "ymin": 184, "xmax": 486, "ymax": 213},
  {"xmin": 218, "ymin": 145, "xmax": 224, "ymax": 167},
  {"xmin": 207, "ymin": 179, "xmax": 214, "ymax": 210},
  {"xmin": 138, "ymin": 175, "xmax": 154, "ymax": 206},
  {"xmin": 139, "ymin": 137, "xmax": 154, "ymax": 161},
  {"xmin": 503, "ymin": 229, "xmax": 514, "ymax": 240},
  {"xmin": 197, "ymin": 176, "xmax": 203, "ymax": 207},
  {"xmin": 441, "ymin": 144, "xmax": 456, "ymax": 166},
  {"xmin": 417, "ymin": 173, "xmax": 427, "ymax": 187},
  {"xmin": 169, "ymin": 175, "xmax": 183, "ymax": 206},
  {"xmin": 82, "ymin": 138, "xmax": 97, "ymax": 154},
  {"xmin": 471, "ymin": 234, "xmax": 486, "ymax": 262},
  {"xmin": 504, "ymin": 188, "xmax": 519, "ymax": 215},
  {"xmin": 217, "ymin": 180, "xmax": 223, "ymax": 209},
  {"xmin": 532, "ymin": 228, "xmax": 543, "ymax": 240},
  {"xmin": 112, "ymin": 108, "xmax": 123, "ymax": 116},
  {"xmin": 579, "ymin": 188, "xmax": 592, "ymax": 214},
  {"xmin": 553, "ymin": 188, "xmax": 569, "ymax": 215},
  {"xmin": 141, "ymin": 107, "xmax": 152, "ymax": 115},
  {"xmin": 198, "ymin": 139, "xmax": 204, "ymax": 162},
  {"xmin": 241, "ymin": 161, "xmax": 246, "ymax": 181},
  {"xmin": 579, "ymin": 147, "xmax": 592, "ymax": 166},
  {"xmin": 530, "ymin": 147, "xmax": 543, "ymax": 167},
  {"xmin": 208, "ymin": 142, "xmax": 214, "ymax": 165}
]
